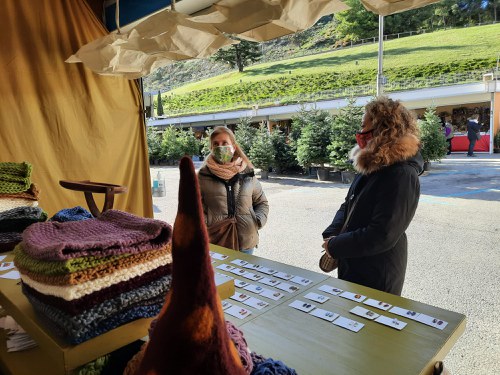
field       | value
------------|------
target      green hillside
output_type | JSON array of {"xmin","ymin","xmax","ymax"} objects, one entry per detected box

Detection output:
[{"xmin": 160, "ymin": 24, "xmax": 500, "ymax": 116}]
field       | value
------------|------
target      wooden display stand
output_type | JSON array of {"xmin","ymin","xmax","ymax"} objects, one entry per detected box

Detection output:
[
  {"xmin": 210, "ymin": 245, "xmax": 466, "ymax": 375},
  {"xmin": 0, "ymin": 252, "xmax": 234, "ymax": 375}
]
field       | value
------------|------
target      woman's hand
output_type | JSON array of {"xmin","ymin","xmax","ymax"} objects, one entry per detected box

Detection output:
[{"xmin": 322, "ymin": 236, "xmax": 335, "ymax": 255}]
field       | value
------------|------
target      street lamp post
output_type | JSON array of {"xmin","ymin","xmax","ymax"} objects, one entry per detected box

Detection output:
[{"xmin": 376, "ymin": 15, "xmax": 386, "ymax": 96}]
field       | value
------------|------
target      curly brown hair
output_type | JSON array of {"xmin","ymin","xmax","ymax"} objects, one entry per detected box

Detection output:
[{"xmin": 365, "ymin": 96, "xmax": 420, "ymax": 143}]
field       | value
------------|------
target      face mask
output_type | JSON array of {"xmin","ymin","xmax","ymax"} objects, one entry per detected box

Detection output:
[
  {"xmin": 213, "ymin": 145, "xmax": 235, "ymax": 163},
  {"xmin": 355, "ymin": 129, "xmax": 374, "ymax": 149}
]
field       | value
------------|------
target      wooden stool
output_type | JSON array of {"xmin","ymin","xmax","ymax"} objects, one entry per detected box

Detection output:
[{"xmin": 59, "ymin": 180, "xmax": 127, "ymax": 217}]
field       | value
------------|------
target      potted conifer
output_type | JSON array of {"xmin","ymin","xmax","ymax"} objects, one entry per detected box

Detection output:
[
  {"xmin": 419, "ymin": 106, "xmax": 448, "ymax": 171},
  {"xmin": 249, "ymin": 123, "xmax": 275, "ymax": 179}
]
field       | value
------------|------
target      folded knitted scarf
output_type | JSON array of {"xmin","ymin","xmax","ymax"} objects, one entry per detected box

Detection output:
[
  {"xmin": 0, "ymin": 206, "xmax": 47, "ymax": 232},
  {"xmin": 33, "ymin": 302, "xmax": 162, "ymax": 344},
  {"xmin": 22, "ymin": 264, "xmax": 172, "ymax": 315},
  {"xmin": 49, "ymin": 206, "xmax": 93, "ymax": 222},
  {"xmin": 15, "ymin": 244, "xmax": 132, "ymax": 275},
  {"xmin": 23, "ymin": 275, "xmax": 171, "ymax": 332},
  {"xmin": 0, "ymin": 232, "xmax": 22, "ymax": 253},
  {"xmin": 23, "ymin": 210, "xmax": 172, "ymax": 261},
  {"xmin": 20, "ymin": 253, "xmax": 172, "ymax": 301},
  {"xmin": 0, "ymin": 162, "xmax": 32, "ymax": 194},
  {"xmin": 0, "ymin": 183, "xmax": 39, "ymax": 200},
  {"xmin": 0, "ymin": 198, "xmax": 38, "ymax": 212},
  {"xmin": 15, "ymin": 244, "xmax": 171, "ymax": 284}
]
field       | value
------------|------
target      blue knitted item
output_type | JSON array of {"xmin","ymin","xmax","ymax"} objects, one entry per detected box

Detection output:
[
  {"xmin": 50, "ymin": 206, "xmax": 93, "ymax": 222},
  {"xmin": 251, "ymin": 355, "xmax": 298, "ymax": 375}
]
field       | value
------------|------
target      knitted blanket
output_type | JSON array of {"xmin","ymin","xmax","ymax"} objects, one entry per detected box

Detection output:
[
  {"xmin": 20, "ymin": 253, "xmax": 172, "ymax": 300},
  {"xmin": 21, "ymin": 264, "xmax": 171, "ymax": 315},
  {"xmin": 0, "ymin": 162, "xmax": 32, "ymax": 193},
  {"xmin": 0, "ymin": 207, "xmax": 47, "ymax": 232},
  {"xmin": 0, "ymin": 198, "xmax": 38, "ymax": 212},
  {"xmin": 33, "ymin": 302, "xmax": 163, "ymax": 344},
  {"xmin": 0, "ymin": 183, "xmax": 39, "ymax": 200},
  {"xmin": 16, "ymin": 246, "xmax": 171, "ymax": 285},
  {"xmin": 23, "ymin": 275, "xmax": 170, "ymax": 332},
  {"xmin": 0, "ymin": 232, "xmax": 22, "ymax": 253},
  {"xmin": 23, "ymin": 210, "xmax": 172, "ymax": 261},
  {"xmin": 49, "ymin": 206, "xmax": 93, "ymax": 222}
]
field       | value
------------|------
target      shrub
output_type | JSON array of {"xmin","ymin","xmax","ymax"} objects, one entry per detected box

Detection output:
[
  {"xmin": 178, "ymin": 128, "xmax": 200, "ymax": 157},
  {"xmin": 419, "ymin": 106, "xmax": 448, "ymax": 162},
  {"xmin": 146, "ymin": 126, "xmax": 162, "ymax": 162},
  {"xmin": 160, "ymin": 126, "xmax": 184, "ymax": 163}
]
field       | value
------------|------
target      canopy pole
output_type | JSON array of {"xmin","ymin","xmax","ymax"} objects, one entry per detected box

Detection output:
[{"xmin": 376, "ymin": 15, "xmax": 384, "ymax": 96}]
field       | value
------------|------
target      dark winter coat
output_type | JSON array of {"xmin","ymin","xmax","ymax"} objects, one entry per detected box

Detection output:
[
  {"xmin": 198, "ymin": 165, "xmax": 269, "ymax": 250},
  {"xmin": 466, "ymin": 120, "xmax": 481, "ymax": 141},
  {"xmin": 322, "ymin": 134, "xmax": 423, "ymax": 295}
]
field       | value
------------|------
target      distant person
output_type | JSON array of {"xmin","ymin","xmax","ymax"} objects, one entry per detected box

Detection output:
[
  {"xmin": 443, "ymin": 117, "xmax": 454, "ymax": 155},
  {"xmin": 198, "ymin": 126, "xmax": 269, "ymax": 254},
  {"xmin": 321, "ymin": 96, "xmax": 423, "ymax": 296},
  {"xmin": 466, "ymin": 114, "xmax": 481, "ymax": 157}
]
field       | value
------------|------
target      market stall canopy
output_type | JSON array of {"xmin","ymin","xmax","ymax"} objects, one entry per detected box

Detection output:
[
  {"xmin": 190, "ymin": 0, "xmax": 350, "ymax": 42},
  {"xmin": 66, "ymin": 7, "xmax": 237, "ymax": 79},
  {"xmin": 68, "ymin": 0, "xmax": 350, "ymax": 78},
  {"xmin": 360, "ymin": 0, "xmax": 442, "ymax": 16}
]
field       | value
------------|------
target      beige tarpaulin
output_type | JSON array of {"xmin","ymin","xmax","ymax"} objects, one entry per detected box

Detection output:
[
  {"xmin": 191, "ymin": 0, "xmax": 350, "ymax": 42},
  {"xmin": 360, "ymin": 0, "xmax": 441, "ymax": 16},
  {"xmin": 0, "ymin": 0, "xmax": 153, "ymax": 217},
  {"xmin": 67, "ymin": 8, "xmax": 237, "ymax": 79}
]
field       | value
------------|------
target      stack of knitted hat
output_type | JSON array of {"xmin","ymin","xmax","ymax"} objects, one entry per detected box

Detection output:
[
  {"xmin": 0, "ymin": 162, "xmax": 47, "ymax": 252},
  {"xmin": 124, "ymin": 157, "xmax": 297, "ymax": 375},
  {"xmin": 13, "ymin": 210, "xmax": 173, "ymax": 344}
]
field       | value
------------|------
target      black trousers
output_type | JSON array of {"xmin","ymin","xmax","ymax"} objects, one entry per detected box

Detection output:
[{"xmin": 468, "ymin": 138, "xmax": 477, "ymax": 156}]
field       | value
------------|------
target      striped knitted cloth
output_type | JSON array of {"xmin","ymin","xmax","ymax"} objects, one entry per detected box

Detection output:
[
  {"xmin": 49, "ymin": 206, "xmax": 93, "ymax": 222},
  {"xmin": 0, "ymin": 183, "xmax": 39, "ymax": 201},
  {"xmin": 14, "ymin": 244, "xmax": 133, "ymax": 275},
  {"xmin": 0, "ymin": 162, "xmax": 32, "ymax": 193},
  {"xmin": 17, "ymin": 247, "xmax": 170, "ymax": 285},
  {"xmin": 23, "ymin": 275, "xmax": 171, "ymax": 333},
  {"xmin": 0, "ymin": 198, "xmax": 38, "ymax": 212},
  {"xmin": 0, "ymin": 207, "xmax": 47, "ymax": 232},
  {"xmin": 15, "ymin": 244, "xmax": 171, "ymax": 284},
  {"xmin": 23, "ymin": 210, "xmax": 172, "ymax": 261},
  {"xmin": 33, "ymin": 302, "xmax": 163, "ymax": 344},
  {"xmin": 0, "ymin": 232, "xmax": 22, "ymax": 252},
  {"xmin": 20, "ymin": 253, "xmax": 172, "ymax": 301},
  {"xmin": 21, "ymin": 264, "xmax": 171, "ymax": 315}
]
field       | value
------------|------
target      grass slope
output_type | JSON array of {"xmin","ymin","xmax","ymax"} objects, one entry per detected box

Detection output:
[{"xmin": 161, "ymin": 24, "xmax": 500, "ymax": 114}]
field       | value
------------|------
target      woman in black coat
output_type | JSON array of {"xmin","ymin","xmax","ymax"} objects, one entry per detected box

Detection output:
[{"xmin": 322, "ymin": 96, "xmax": 423, "ymax": 296}]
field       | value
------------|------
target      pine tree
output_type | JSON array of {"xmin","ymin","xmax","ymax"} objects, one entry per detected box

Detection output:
[
  {"xmin": 146, "ymin": 126, "xmax": 162, "ymax": 163},
  {"xmin": 328, "ymin": 98, "xmax": 364, "ymax": 171},
  {"xmin": 249, "ymin": 123, "xmax": 275, "ymax": 172},
  {"xmin": 419, "ymin": 106, "xmax": 448, "ymax": 162},
  {"xmin": 234, "ymin": 117, "xmax": 257, "ymax": 154},
  {"xmin": 156, "ymin": 91, "xmax": 164, "ymax": 117},
  {"xmin": 294, "ymin": 108, "xmax": 332, "ymax": 169},
  {"xmin": 212, "ymin": 39, "xmax": 262, "ymax": 72}
]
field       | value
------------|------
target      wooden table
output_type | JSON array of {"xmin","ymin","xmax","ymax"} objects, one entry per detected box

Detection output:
[
  {"xmin": 210, "ymin": 245, "xmax": 466, "ymax": 375},
  {"xmin": 0, "ymin": 251, "xmax": 234, "ymax": 375}
]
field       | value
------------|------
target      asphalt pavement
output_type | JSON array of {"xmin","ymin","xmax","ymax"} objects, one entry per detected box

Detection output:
[{"xmin": 150, "ymin": 152, "xmax": 500, "ymax": 375}]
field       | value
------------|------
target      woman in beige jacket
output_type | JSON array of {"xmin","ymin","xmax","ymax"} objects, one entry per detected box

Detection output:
[{"xmin": 198, "ymin": 126, "xmax": 269, "ymax": 254}]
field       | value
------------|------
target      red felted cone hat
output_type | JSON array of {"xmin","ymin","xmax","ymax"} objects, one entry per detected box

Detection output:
[{"xmin": 135, "ymin": 157, "xmax": 245, "ymax": 375}]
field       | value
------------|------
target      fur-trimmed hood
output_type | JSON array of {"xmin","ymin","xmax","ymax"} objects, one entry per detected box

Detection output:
[{"xmin": 350, "ymin": 134, "xmax": 423, "ymax": 175}]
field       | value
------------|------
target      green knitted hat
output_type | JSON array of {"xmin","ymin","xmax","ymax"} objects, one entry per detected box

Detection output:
[{"xmin": 0, "ymin": 162, "xmax": 33, "ymax": 193}]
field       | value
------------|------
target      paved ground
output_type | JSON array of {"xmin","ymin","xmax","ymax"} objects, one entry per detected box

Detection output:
[{"xmin": 150, "ymin": 153, "xmax": 500, "ymax": 375}]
